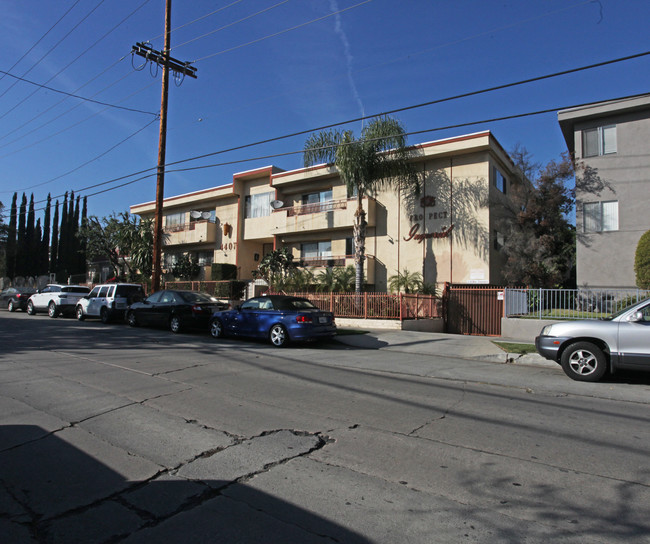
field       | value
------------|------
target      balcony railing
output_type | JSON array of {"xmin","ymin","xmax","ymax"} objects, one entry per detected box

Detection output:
[{"xmin": 284, "ymin": 199, "xmax": 348, "ymax": 217}]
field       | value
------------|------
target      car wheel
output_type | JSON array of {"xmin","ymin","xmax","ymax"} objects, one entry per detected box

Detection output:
[
  {"xmin": 127, "ymin": 311, "xmax": 138, "ymax": 327},
  {"xmin": 48, "ymin": 302, "xmax": 58, "ymax": 318},
  {"xmin": 210, "ymin": 318, "xmax": 223, "ymax": 339},
  {"xmin": 100, "ymin": 307, "xmax": 110, "ymax": 324},
  {"xmin": 27, "ymin": 301, "xmax": 36, "ymax": 315},
  {"xmin": 76, "ymin": 306, "xmax": 85, "ymax": 321},
  {"xmin": 560, "ymin": 341, "xmax": 607, "ymax": 382},
  {"xmin": 8, "ymin": 300, "xmax": 15, "ymax": 312},
  {"xmin": 170, "ymin": 315, "xmax": 182, "ymax": 333},
  {"xmin": 269, "ymin": 324, "xmax": 288, "ymax": 347}
]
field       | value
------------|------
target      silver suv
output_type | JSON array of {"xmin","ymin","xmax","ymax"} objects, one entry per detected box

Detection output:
[
  {"xmin": 76, "ymin": 283, "xmax": 145, "ymax": 323},
  {"xmin": 536, "ymin": 297, "xmax": 650, "ymax": 381},
  {"xmin": 27, "ymin": 284, "xmax": 91, "ymax": 318}
]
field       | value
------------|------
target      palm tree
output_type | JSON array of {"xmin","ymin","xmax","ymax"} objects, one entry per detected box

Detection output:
[
  {"xmin": 303, "ymin": 116, "xmax": 420, "ymax": 293},
  {"xmin": 388, "ymin": 269, "xmax": 423, "ymax": 294}
]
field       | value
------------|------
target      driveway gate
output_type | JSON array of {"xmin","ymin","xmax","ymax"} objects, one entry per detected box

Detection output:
[{"xmin": 444, "ymin": 284, "xmax": 504, "ymax": 336}]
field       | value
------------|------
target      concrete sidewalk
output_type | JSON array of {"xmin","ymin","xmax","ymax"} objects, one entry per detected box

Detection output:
[{"xmin": 334, "ymin": 328, "xmax": 555, "ymax": 367}]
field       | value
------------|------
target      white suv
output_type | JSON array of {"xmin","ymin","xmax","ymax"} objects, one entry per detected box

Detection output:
[
  {"xmin": 27, "ymin": 284, "xmax": 91, "ymax": 318},
  {"xmin": 76, "ymin": 283, "xmax": 145, "ymax": 323}
]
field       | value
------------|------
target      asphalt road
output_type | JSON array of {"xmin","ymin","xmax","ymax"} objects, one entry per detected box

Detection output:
[{"xmin": 2, "ymin": 311, "xmax": 650, "ymax": 543}]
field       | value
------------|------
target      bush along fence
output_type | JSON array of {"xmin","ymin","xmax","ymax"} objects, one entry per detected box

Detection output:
[
  {"xmin": 165, "ymin": 280, "xmax": 247, "ymax": 300},
  {"xmin": 504, "ymin": 287, "xmax": 650, "ymax": 320},
  {"xmin": 269, "ymin": 291, "xmax": 442, "ymax": 321}
]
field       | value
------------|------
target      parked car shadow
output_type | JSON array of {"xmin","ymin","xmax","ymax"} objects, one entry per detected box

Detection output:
[{"xmin": 1, "ymin": 425, "xmax": 371, "ymax": 543}]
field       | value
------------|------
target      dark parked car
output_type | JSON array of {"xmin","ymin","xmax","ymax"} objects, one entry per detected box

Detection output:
[
  {"xmin": 126, "ymin": 290, "xmax": 229, "ymax": 333},
  {"xmin": 0, "ymin": 287, "xmax": 36, "ymax": 312},
  {"xmin": 209, "ymin": 295, "xmax": 336, "ymax": 347},
  {"xmin": 536, "ymin": 297, "xmax": 650, "ymax": 381}
]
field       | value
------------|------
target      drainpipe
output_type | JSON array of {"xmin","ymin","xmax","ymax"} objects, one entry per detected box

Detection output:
[{"xmin": 449, "ymin": 157, "xmax": 454, "ymax": 284}]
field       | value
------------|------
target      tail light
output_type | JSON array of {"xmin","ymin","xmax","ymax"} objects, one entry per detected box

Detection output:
[{"xmin": 296, "ymin": 315, "xmax": 312, "ymax": 323}]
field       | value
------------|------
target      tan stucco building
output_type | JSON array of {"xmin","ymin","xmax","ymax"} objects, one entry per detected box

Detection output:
[{"xmin": 130, "ymin": 131, "xmax": 520, "ymax": 291}]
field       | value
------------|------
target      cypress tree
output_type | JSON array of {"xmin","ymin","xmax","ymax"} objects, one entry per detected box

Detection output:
[
  {"xmin": 42, "ymin": 194, "xmax": 51, "ymax": 277},
  {"xmin": 6, "ymin": 193, "xmax": 17, "ymax": 279},
  {"xmin": 34, "ymin": 219, "xmax": 44, "ymax": 275},
  {"xmin": 25, "ymin": 194, "xmax": 35, "ymax": 276},
  {"xmin": 72, "ymin": 194, "xmax": 81, "ymax": 275},
  {"xmin": 58, "ymin": 192, "xmax": 68, "ymax": 277},
  {"xmin": 16, "ymin": 193, "xmax": 27, "ymax": 277},
  {"xmin": 50, "ymin": 201, "xmax": 59, "ymax": 276},
  {"xmin": 78, "ymin": 196, "xmax": 88, "ymax": 276}
]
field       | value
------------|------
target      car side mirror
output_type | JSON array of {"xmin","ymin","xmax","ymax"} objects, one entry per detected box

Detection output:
[
  {"xmin": 36, "ymin": 289, "xmax": 41, "ymax": 294},
  {"xmin": 628, "ymin": 311, "xmax": 644, "ymax": 323}
]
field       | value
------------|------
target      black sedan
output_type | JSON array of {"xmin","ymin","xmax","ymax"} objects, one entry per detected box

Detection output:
[
  {"xmin": 0, "ymin": 286, "xmax": 37, "ymax": 312},
  {"xmin": 126, "ymin": 290, "xmax": 229, "ymax": 333},
  {"xmin": 209, "ymin": 295, "xmax": 336, "ymax": 347}
]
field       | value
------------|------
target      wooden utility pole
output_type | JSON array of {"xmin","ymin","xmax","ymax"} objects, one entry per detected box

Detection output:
[
  {"xmin": 132, "ymin": 1, "xmax": 196, "ymax": 293},
  {"xmin": 151, "ymin": 0, "xmax": 172, "ymax": 293}
]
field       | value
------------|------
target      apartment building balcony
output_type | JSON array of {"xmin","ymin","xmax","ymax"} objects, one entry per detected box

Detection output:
[
  {"xmin": 244, "ymin": 197, "xmax": 377, "ymax": 240},
  {"xmin": 163, "ymin": 221, "xmax": 217, "ymax": 246}
]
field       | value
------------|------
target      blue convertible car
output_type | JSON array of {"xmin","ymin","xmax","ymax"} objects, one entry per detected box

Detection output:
[{"xmin": 209, "ymin": 295, "xmax": 336, "ymax": 347}]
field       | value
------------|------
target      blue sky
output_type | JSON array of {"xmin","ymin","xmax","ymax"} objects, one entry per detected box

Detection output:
[{"xmin": 1, "ymin": 0, "xmax": 649, "ymax": 223}]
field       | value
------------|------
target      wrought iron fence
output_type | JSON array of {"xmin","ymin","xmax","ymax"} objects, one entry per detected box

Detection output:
[
  {"xmin": 504, "ymin": 288, "xmax": 650, "ymax": 320},
  {"xmin": 273, "ymin": 291, "xmax": 442, "ymax": 320}
]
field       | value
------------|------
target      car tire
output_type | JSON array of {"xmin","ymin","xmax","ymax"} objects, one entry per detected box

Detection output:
[
  {"xmin": 27, "ymin": 300, "xmax": 36, "ymax": 315},
  {"xmin": 48, "ymin": 302, "xmax": 58, "ymax": 318},
  {"xmin": 210, "ymin": 318, "xmax": 223, "ymax": 339},
  {"xmin": 127, "ymin": 311, "xmax": 138, "ymax": 327},
  {"xmin": 269, "ymin": 324, "xmax": 288, "ymax": 347},
  {"xmin": 170, "ymin": 315, "xmax": 182, "ymax": 334},
  {"xmin": 100, "ymin": 307, "xmax": 110, "ymax": 324},
  {"xmin": 560, "ymin": 341, "xmax": 608, "ymax": 382},
  {"xmin": 76, "ymin": 306, "xmax": 85, "ymax": 321},
  {"xmin": 8, "ymin": 300, "xmax": 15, "ymax": 312}
]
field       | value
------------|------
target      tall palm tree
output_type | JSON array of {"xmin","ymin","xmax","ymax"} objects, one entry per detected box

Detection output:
[{"xmin": 303, "ymin": 116, "xmax": 420, "ymax": 293}]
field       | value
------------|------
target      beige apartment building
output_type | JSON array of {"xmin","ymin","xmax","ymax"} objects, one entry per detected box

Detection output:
[{"xmin": 130, "ymin": 131, "xmax": 520, "ymax": 291}]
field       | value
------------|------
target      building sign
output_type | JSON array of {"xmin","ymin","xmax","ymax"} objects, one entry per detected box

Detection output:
[{"xmin": 403, "ymin": 223, "xmax": 454, "ymax": 243}]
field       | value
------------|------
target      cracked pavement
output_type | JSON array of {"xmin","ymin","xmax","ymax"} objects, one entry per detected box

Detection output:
[{"xmin": 2, "ymin": 312, "xmax": 650, "ymax": 543}]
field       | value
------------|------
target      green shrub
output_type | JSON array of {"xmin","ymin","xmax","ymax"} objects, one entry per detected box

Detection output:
[
  {"xmin": 211, "ymin": 263, "xmax": 237, "ymax": 281},
  {"xmin": 635, "ymin": 230, "xmax": 650, "ymax": 289}
]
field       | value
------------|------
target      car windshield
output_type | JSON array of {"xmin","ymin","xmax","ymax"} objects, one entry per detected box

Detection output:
[
  {"xmin": 178, "ymin": 291, "xmax": 217, "ymax": 303},
  {"xmin": 602, "ymin": 297, "xmax": 650, "ymax": 320}
]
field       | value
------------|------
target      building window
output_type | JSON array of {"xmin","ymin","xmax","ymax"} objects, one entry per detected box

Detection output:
[
  {"xmin": 196, "ymin": 251, "xmax": 213, "ymax": 266},
  {"xmin": 345, "ymin": 237, "xmax": 354, "ymax": 256},
  {"xmin": 163, "ymin": 252, "xmax": 181, "ymax": 268},
  {"xmin": 245, "ymin": 192, "xmax": 274, "ymax": 218},
  {"xmin": 302, "ymin": 189, "xmax": 333, "ymax": 205},
  {"xmin": 582, "ymin": 125, "xmax": 617, "ymax": 157},
  {"xmin": 301, "ymin": 241, "xmax": 332, "ymax": 260},
  {"xmin": 493, "ymin": 167, "xmax": 507, "ymax": 193},
  {"xmin": 165, "ymin": 212, "xmax": 185, "ymax": 229},
  {"xmin": 583, "ymin": 201, "xmax": 618, "ymax": 232},
  {"xmin": 494, "ymin": 231, "xmax": 505, "ymax": 251}
]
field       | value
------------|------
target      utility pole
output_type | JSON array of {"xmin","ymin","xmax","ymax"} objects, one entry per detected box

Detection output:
[{"xmin": 132, "ymin": 0, "xmax": 197, "ymax": 293}]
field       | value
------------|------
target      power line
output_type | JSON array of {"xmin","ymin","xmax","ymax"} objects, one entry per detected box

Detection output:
[
  {"xmin": 0, "ymin": 0, "xmax": 106, "ymax": 103},
  {"xmin": 192, "ymin": 0, "xmax": 373, "ymax": 62},
  {"xmin": 147, "ymin": 0, "xmax": 246, "ymax": 45},
  {"xmin": 0, "ymin": 0, "xmax": 150, "ymax": 122},
  {"xmin": 0, "ymin": 0, "xmax": 82, "ymax": 85},
  {"xmin": 4, "ymin": 51, "xmax": 648, "ymax": 215},
  {"xmin": 0, "ymin": 68, "xmax": 158, "ymax": 117},
  {"xmin": 173, "ymin": 0, "xmax": 291, "ymax": 51}
]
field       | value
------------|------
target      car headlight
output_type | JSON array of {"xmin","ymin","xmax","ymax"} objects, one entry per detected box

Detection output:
[{"xmin": 541, "ymin": 325, "xmax": 554, "ymax": 336}]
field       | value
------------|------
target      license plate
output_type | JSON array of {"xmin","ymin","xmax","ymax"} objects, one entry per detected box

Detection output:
[{"xmin": 318, "ymin": 316, "xmax": 328, "ymax": 324}]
